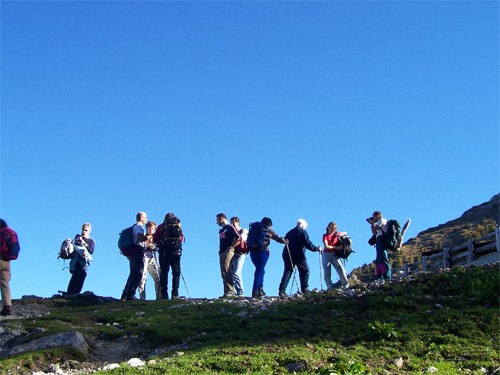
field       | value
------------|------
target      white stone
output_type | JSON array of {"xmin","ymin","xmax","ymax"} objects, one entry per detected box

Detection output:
[
  {"xmin": 103, "ymin": 363, "xmax": 121, "ymax": 370},
  {"xmin": 128, "ymin": 358, "xmax": 145, "ymax": 367},
  {"xmin": 395, "ymin": 357, "xmax": 404, "ymax": 368}
]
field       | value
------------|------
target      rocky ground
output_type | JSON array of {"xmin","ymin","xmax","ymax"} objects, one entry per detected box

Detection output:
[
  {"xmin": 1, "ymin": 262, "xmax": 498, "ymax": 374},
  {"xmin": 0, "ymin": 276, "xmax": 366, "ymax": 374}
]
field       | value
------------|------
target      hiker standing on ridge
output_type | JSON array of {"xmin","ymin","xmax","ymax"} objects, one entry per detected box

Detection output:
[
  {"xmin": 138, "ymin": 221, "xmax": 162, "ymax": 300},
  {"xmin": 278, "ymin": 219, "xmax": 321, "ymax": 297},
  {"xmin": 229, "ymin": 217, "xmax": 248, "ymax": 298},
  {"xmin": 66, "ymin": 223, "xmax": 95, "ymax": 295},
  {"xmin": 322, "ymin": 222, "xmax": 349, "ymax": 290},
  {"xmin": 0, "ymin": 219, "xmax": 19, "ymax": 316},
  {"xmin": 247, "ymin": 217, "xmax": 287, "ymax": 299},
  {"xmin": 216, "ymin": 213, "xmax": 241, "ymax": 298},
  {"xmin": 369, "ymin": 211, "xmax": 392, "ymax": 282},
  {"xmin": 153, "ymin": 213, "xmax": 184, "ymax": 299},
  {"xmin": 121, "ymin": 212, "xmax": 150, "ymax": 300}
]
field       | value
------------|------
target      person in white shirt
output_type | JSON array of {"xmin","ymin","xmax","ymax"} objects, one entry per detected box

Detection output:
[{"xmin": 370, "ymin": 211, "xmax": 392, "ymax": 281}]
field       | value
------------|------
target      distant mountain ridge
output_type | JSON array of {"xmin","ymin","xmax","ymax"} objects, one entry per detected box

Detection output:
[
  {"xmin": 402, "ymin": 193, "xmax": 499, "ymax": 256},
  {"xmin": 351, "ymin": 193, "xmax": 499, "ymax": 279}
]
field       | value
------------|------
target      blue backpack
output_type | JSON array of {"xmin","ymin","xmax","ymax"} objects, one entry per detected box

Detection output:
[
  {"xmin": 118, "ymin": 224, "xmax": 137, "ymax": 256},
  {"xmin": 246, "ymin": 222, "xmax": 268, "ymax": 251}
]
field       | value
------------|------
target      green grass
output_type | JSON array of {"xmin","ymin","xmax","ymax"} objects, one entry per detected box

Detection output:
[{"xmin": 1, "ymin": 265, "xmax": 498, "ymax": 374}]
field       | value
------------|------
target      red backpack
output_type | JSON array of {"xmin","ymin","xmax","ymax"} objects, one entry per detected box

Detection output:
[{"xmin": 0, "ymin": 227, "xmax": 20, "ymax": 261}]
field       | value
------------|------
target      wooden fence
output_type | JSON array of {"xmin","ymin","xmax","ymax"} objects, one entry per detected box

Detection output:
[{"xmin": 393, "ymin": 226, "xmax": 500, "ymax": 277}]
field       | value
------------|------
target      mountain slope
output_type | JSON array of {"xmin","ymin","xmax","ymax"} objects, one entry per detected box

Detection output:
[
  {"xmin": 402, "ymin": 193, "xmax": 499, "ymax": 256},
  {"xmin": 350, "ymin": 193, "xmax": 499, "ymax": 280}
]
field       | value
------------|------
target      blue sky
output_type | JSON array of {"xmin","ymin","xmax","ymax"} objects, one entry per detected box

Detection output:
[{"xmin": 1, "ymin": 1, "xmax": 498, "ymax": 300}]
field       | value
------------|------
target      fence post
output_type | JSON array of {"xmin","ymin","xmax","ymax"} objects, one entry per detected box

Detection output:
[
  {"xmin": 423, "ymin": 256, "xmax": 428, "ymax": 272},
  {"xmin": 443, "ymin": 247, "xmax": 450, "ymax": 268},
  {"xmin": 467, "ymin": 238, "xmax": 476, "ymax": 263},
  {"xmin": 496, "ymin": 226, "xmax": 500, "ymax": 254}
]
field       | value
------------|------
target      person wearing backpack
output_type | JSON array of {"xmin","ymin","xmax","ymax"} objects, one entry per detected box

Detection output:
[
  {"xmin": 321, "ymin": 222, "xmax": 349, "ymax": 291},
  {"xmin": 369, "ymin": 211, "xmax": 392, "ymax": 282},
  {"xmin": 248, "ymin": 217, "xmax": 287, "ymax": 299},
  {"xmin": 228, "ymin": 217, "xmax": 248, "ymax": 298},
  {"xmin": 120, "ymin": 212, "xmax": 150, "ymax": 300},
  {"xmin": 153, "ymin": 213, "xmax": 184, "ymax": 299},
  {"xmin": 0, "ymin": 219, "xmax": 19, "ymax": 316},
  {"xmin": 66, "ymin": 223, "xmax": 95, "ymax": 295},
  {"xmin": 278, "ymin": 219, "xmax": 322, "ymax": 297},
  {"xmin": 216, "ymin": 213, "xmax": 241, "ymax": 298}
]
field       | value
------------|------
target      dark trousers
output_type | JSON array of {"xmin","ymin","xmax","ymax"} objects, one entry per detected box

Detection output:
[
  {"xmin": 278, "ymin": 251, "xmax": 310, "ymax": 293},
  {"xmin": 67, "ymin": 263, "xmax": 87, "ymax": 294},
  {"xmin": 375, "ymin": 236, "xmax": 391, "ymax": 280},
  {"xmin": 159, "ymin": 249, "xmax": 181, "ymax": 299},
  {"xmin": 121, "ymin": 247, "xmax": 144, "ymax": 299}
]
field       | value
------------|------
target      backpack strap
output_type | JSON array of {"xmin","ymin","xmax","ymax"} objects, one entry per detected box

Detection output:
[{"xmin": 131, "ymin": 224, "xmax": 140, "ymax": 245}]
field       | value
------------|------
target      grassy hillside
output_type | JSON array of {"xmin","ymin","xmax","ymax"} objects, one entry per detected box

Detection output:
[
  {"xmin": 351, "ymin": 194, "xmax": 499, "ymax": 281},
  {"xmin": 0, "ymin": 264, "xmax": 498, "ymax": 374},
  {"xmin": 402, "ymin": 193, "xmax": 499, "ymax": 256}
]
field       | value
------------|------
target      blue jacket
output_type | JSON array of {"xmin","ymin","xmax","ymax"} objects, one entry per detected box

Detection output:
[{"xmin": 283, "ymin": 226, "xmax": 319, "ymax": 259}]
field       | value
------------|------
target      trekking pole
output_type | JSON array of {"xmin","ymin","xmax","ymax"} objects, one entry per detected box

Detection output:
[
  {"xmin": 285, "ymin": 242, "xmax": 300, "ymax": 295},
  {"xmin": 318, "ymin": 250, "xmax": 323, "ymax": 291},
  {"xmin": 180, "ymin": 271, "xmax": 191, "ymax": 300}
]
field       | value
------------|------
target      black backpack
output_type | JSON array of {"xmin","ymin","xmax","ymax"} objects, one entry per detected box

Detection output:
[
  {"xmin": 382, "ymin": 219, "xmax": 402, "ymax": 252},
  {"xmin": 159, "ymin": 216, "xmax": 183, "ymax": 250},
  {"xmin": 58, "ymin": 238, "xmax": 75, "ymax": 260},
  {"xmin": 335, "ymin": 234, "xmax": 354, "ymax": 260},
  {"xmin": 246, "ymin": 222, "xmax": 268, "ymax": 251}
]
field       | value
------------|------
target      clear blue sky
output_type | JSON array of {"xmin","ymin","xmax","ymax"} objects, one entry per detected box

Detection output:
[{"xmin": 1, "ymin": 1, "xmax": 498, "ymax": 300}]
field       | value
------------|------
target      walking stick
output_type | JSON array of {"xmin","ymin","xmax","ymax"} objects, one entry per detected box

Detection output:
[
  {"xmin": 285, "ymin": 242, "xmax": 300, "ymax": 295},
  {"xmin": 180, "ymin": 271, "xmax": 191, "ymax": 300}
]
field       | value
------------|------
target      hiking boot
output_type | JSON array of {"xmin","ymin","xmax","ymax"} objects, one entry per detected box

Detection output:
[
  {"xmin": 301, "ymin": 288, "xmax": 311, "ymax": 294},
  {"xmin": 278, "ymin": 290, "xmax": 287, "ymax": 298},
  {"xmin": 121, "ymin": 290, "xmax": 136, "ymax": 301},
  {"xmin": 252, "ymin": 290, "xmax": 261, "ymax": 299},
  {"xmin": 258, "ymin": 288, "xmax": 266, "ymax": 297},
  {"xmin": 1, "ymin": 305, "xmax": 12, "ymax": 316}
]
